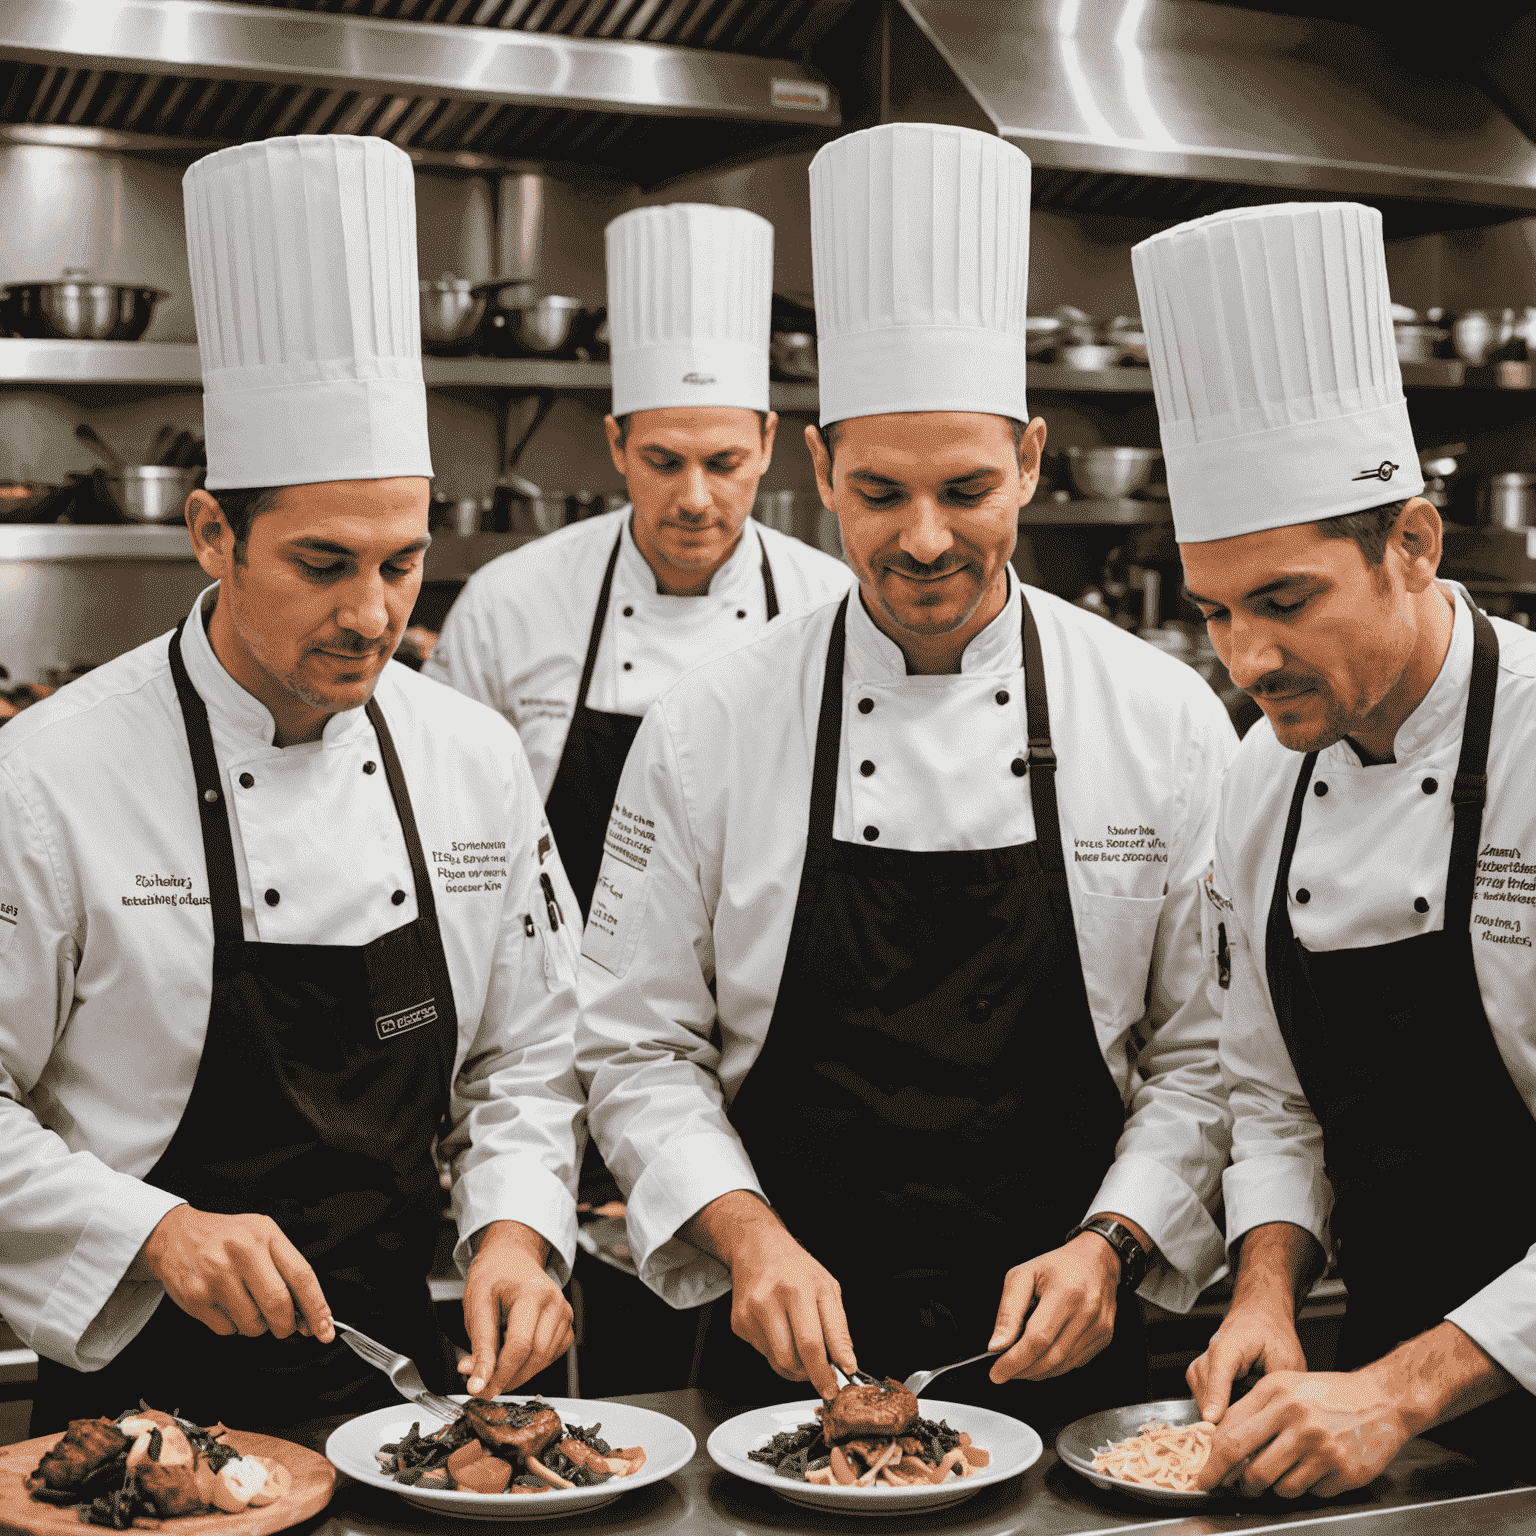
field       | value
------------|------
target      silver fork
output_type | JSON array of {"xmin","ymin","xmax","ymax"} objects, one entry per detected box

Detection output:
[
  {"xmin": 831, "ymin": 1352, "xmax": 1001, "ymax": 1397},
  {"xmin": 332, "ymin": 1320, "xmax": 463, "ymax": 1422}
]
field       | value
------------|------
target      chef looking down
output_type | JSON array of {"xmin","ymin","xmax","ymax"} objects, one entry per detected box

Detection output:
[
  {"xmin": 0, "ymin": 135, "xmax": 584, "ymax": 1432},
  {"xmin": 426, "ymin": 203, "xmax": 853, "ymax": 923},
  {"xmin": 1134, "ymin": 202, "xmax": 1536, "ymax": 1494},
  {"xmin": 577, "ymin": 123, "xmax": 1236, "ymax": 1427}
]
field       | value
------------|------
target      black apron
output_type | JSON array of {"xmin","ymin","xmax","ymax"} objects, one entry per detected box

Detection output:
[
  {"xmin": 1263, "ymin": 601, "xmax": 1536, "ymax": 1462},
  {"xmin": 545, "ymin": 523, "xmax": 779, "ymax": 924},
  {"xmin": 708, "ymin": 593, "xmax": 1145, "ymax": 1427},
  {"xmin": 33, "ymin": 622, "xmax": 457, "ymax": 1433}
]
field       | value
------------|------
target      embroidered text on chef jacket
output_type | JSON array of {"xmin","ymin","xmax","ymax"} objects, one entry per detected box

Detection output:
[
  {"xmin": 577, "ymin": 573, "xmax": 1237, "ymax": 1314},
  {"xmin": 0, "ymin": 587, "xmax": 584, "ymax": 1372}
]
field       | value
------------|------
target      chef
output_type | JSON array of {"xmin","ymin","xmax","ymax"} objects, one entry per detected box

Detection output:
[
  {"xmin": 577, "ymin": 123, "xmax": 1236, "ymax": 1426},
  {"xmin": 0, "ymin": 135, "xmax": 584, "ymax": 1432},
  {"xmin": 426, "ymin": 202, "xmax": 853, "ymax": 922},
  {"xmin": 1134, "ymin": 201, "xmax": 1536, "ymax": 1493}
]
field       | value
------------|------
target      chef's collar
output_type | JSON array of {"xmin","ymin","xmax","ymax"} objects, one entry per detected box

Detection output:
[
  {"xmin": 182, "ymin": 583, "xmax": 372, "ymax": 749},
  {"xmin": 845, "ymin": 567, "xmax": 1021, "ymax": 680},
  {"xmin": 1329, "ymin": 580, "xmax": 1472, "ymax": 767},
  {"xmin": 619, "ymin": 508, "xmax": 766, "ymax": 601}
]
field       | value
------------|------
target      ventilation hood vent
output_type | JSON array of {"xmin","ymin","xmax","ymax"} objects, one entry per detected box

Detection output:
[{"xmin": 898, "ymin": 0, "xmax": 1536, "ymax": 234}]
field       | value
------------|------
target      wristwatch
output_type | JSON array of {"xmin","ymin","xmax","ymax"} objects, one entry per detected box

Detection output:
[{"xmin": 1065, "ymin": 1217, "xmax": 1149, "ymax": 1290}]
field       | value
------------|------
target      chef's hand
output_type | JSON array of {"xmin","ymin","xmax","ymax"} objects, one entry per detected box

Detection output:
[
  {"xmin": 1195, "ymin": 1370, "xmax": 1407, "ymax": 1497},
  {"xmin": 458, "ymin": 1221, "xmax": 573, "ymax": 1399},
  {"xmin": 986, "ymin": 1231, "xmax": 1121, "ymax": 1383},
  {"xmin": 138, "ymin": 1205, "xmax": 334, "ymax": 1342},
  {"xmin": 688, "ymin": 1191, "xmax": 856, "ymax": 1402},
  {"xmin": 1187, "ymin": 1301, "xmax": 1308, "ymax": 1423}
]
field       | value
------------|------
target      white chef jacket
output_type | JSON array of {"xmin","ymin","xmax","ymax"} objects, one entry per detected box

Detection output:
[
  {"xmin": 577, "ymin": 572, "xmax": 1238, "ymax": 1315},
  {"xmin": 0, "ymin": 586, "xmax": 584, "ymax": 1372},
  {"xmin": 424, "ymin": 508, "xmax": 855, "ymax": 799},
  {"xmin": 1214, "ymin": 582, "xmax": 1536, "ymax": 1394}
]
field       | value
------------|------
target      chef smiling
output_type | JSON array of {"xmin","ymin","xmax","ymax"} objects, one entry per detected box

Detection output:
[
  {"xmin": 425, "ymin": 202, "xmax": 853, "ymax": 923},
  {"xmin": 577, "ymin": 123, "xmax": 1236, "ymax": 1426},
  {"xmin": 0, "ymin": 135, "xmax": 584, "ymax": 1431},
  {"xmin": 1134, "ymin": 202, "xmax": 1536, "ymax": 1492}
]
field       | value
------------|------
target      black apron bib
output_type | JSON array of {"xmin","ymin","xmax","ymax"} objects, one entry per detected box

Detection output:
[
  {"xmin": 1264, "ymin": 601, "xmax": 1536, "ymax": 1461},
  {"xmin": 33, "ymin": 622, "xmax": 457, "ymax": 1433},
  {"xmin": 545, "ymin": 524, "xmax": 779, "ymax": 925},
  {"xmin": 708, "ymin": 594, "xmax": 1144, "ymax": 1426}
]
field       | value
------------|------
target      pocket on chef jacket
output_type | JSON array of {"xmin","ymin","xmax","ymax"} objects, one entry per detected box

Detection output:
[
  {"xmin": 1073, "ymin": 889, "xmax": 1165, "ymax": 1028},
  {"xmin": 1198, "ymin": 864, "xmax": 1237, "ymax": 993}
]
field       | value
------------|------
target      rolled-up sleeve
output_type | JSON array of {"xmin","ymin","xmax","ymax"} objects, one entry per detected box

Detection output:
[
  {"xmin": 439, "ymin": 768, "xmax": 585, "ymax": 1287},
  {"xmin": 576, "ymin": 705, "xmax": 764, "ymax": 1311},
  {"xmin": 1084, "ymin": 699, "xmax": 1237, "ymax": 1313},
  {"xmin": 0, "ymin": 764, "xmax": 185, "ymax": 1371},
  {"xmin": 1214, "ymin": 823, "xmax": 1335, "ymax": 1262},
  {"xmin": 1447, "ymin": 1248, "xmax": 1536, "ymax": 1394}
]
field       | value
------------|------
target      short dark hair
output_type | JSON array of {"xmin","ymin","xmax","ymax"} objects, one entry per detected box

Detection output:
[
  {"xmin": 1316, "ymin": 499, "xmax": 1408, "ymax": 566},
  {"xmin": 817, "ymin": 416, "xmax": 1028, "ymax": 467},
  {"xmin": 201, "ymin": 485, "xmax": 286, "ymax": 564},
  {"xmin": 614, "ymin": 409, "xmax": 770, "ymax": 448}
]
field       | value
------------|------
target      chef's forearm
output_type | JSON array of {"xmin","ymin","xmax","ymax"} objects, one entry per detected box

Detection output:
[
  {"xmin": 1363, "ymin": 1321, "xmax": 1517, "ymax": 1437},
  {"xmin": 684, "ymin": 1189, "xmax": 780, "ymax": 1265},
  {"xmin": 1230, "ymin": 1220, "xmax": 1327, "ymax": 1317}
]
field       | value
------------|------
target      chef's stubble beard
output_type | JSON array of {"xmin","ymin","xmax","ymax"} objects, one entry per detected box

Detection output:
[{"xmin": 230, "ymin": 579, "xmax": 385, "ymax": 715}]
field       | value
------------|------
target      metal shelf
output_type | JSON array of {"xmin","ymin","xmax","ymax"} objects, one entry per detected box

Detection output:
[
  {"xmin": 1020, "ymin": 498, "xmax": 1171, "ymax": 525},
  {"xmin": 0, "ymin": 524, "xmax": 196, "ymax": 561},
  {"xmin": 2, "ymin": 344, "xmax": 1527, "ymax": 397}
]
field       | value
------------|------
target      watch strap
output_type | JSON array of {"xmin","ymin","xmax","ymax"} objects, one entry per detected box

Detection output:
[{"xmin": 1066, "ymin": 1217, "xmax": 1149, "ymax": 1290}]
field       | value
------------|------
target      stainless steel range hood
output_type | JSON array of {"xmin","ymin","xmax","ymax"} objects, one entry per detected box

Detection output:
[{"xmin": 898, "ymin": 0, "xmax": 1536, "ymax": 229}]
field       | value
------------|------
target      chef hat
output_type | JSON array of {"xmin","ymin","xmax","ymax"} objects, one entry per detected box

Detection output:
[
  {"xmin": 606, "ymin": 203, "xmax": 772, "ymax": 418},
  {"xmin": 810, "ymin": 123, "xmax": 1030, "ymax": 427},
  {"xmin": 1133, "ymin": 203, "xmax": 1422, "ymax": 544},
  {"xmin": 184, "ymin": 135, "xmax": 432, "ymax": 491}
]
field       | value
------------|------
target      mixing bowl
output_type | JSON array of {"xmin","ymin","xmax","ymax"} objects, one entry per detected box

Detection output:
[
  {"xmin": 419, "ymin": 275, "xmax": 486, "ymax": 355},
  {"xmin": 1, "ymin": 269, "xmax": 166, "ymax": 341},
  {"xmin": 1065, "ymin": 446, "xmax": 1162, "ymax": 499}
]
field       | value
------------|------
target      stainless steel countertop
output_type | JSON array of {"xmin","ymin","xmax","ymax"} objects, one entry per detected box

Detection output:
[{"xmin": 274, "ymin": 1388, "xmax": 1534, "ymax": 1536}]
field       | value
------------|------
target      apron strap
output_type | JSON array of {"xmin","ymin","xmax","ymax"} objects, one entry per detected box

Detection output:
[
  {"xmin": 167, "ymin": 619, "xmax": 245, "ymax": 947},
  {"xmin": 575, "ymin": 531, "xmax": 625, "ymax": 711},
  {"xmin": 1020, "ymin": 592, "xmax": 1063, "ymax": 875},
  {"xmin": 1445, "ymin": 602, "xmax": 1500, "ymax": 932},
  {"xmin": 1264, "ymin": 750, "xmax": 1319, "ymax": 1008},
  {"xmin": 366, "ymin": 695, "xmax": 445, "ymax": 932},
  {"xmin": 758, "ymin": 528, "xmax": 780, "ymax": 621},
  {"xmin": 805, "ymin": 595, "xmax": 850, "ymax": 856}
]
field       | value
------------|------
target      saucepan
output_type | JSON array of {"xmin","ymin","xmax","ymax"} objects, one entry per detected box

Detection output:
[
  {"xmin": 103, "ymin": 466, "xmax": 205, "ymax": 524},
  {"xmin": 1, "ymin": 268, "xmax": 167, "ymax": 341}
]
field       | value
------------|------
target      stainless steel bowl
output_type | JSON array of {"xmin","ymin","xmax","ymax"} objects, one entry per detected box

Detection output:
[
  {"xmin": 770, "ymin": 331, "xmax": 818, "ymax": 380},
  {"xmin": 480, "ymin": 291, "xmax": 584, "ymax": 356},
  {"xmin": 419, "ymin": 275, "xmax": 486, "ymax": 355},
  {"xmin": 103, "ymin": 466, "xmax": 203, "ymax": 524},
  {"xmin": 1, "ymin": 269, "xmax": 166, "ymax": 341},
  {"xmin": 1065, "ymin": 445, "xmax": 1162, "ymax": 499}
]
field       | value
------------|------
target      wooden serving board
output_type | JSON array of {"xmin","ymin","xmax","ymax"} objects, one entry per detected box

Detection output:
[{"xmin": 0, "ymin": 1430, "xmax": 336, "ymax": 1536}]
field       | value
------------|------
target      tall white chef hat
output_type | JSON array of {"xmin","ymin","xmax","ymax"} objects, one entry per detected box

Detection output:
[
  {"xmin": 810, "ymin": 122, "xmax": 1031, "ymax": 427},
  {"xmin": 606, "ymin": 203, "xmax": 773, "ymax": 418},
  {"xmin": 1133, "ymin": 203, "xmax": 1422, "ymax": 544},
  {"xmin": 184, "ymin": 135, "xmax": 432, "ymax": 491}
]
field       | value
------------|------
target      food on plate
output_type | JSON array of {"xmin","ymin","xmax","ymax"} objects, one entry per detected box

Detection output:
[
  {"xmin": 377, "ymin": 1399, "xmax": 647, "ymax": 1495},
  {"xmin": 747, "ymin": 1373, "xmax": 989, "ymax": 1489},
  {"xmin": 24, "ymin": 1404, "xmax": 291, "ymax": 1528},
  {"xmin": 1091, "ymin": 1418, "xmax": 1214, "ymax": 1491}
]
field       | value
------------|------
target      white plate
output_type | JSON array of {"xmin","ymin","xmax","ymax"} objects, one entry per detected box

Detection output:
[
  {"xmin": 1055, "ymin": 1398, "xmax": 1226, "ymax": 1507},
  {"xmin": 706, "ymin": 1398, "xmax": 1041, "ymax": 1517},
  {"xmin": 325, "ymin": 1396, "xmax": 695, "ymax": 1521}
]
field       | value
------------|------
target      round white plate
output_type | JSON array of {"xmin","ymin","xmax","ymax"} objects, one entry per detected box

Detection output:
[
  {"xmin": 1056, "ymin": 1397, "xmax": 1226, "ymax": 1507},
  {"xmin": 707, "ymin": 1398, "xmax": 1041, "ymax": 1517},
  {"xmin": 325, "ymin": 1396, "xmax": 695, "ymax": 1521}
]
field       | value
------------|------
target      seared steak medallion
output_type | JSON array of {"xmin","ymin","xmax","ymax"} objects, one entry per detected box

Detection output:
[
  {"xmin": 461, "ymin": 1400, "xmax": 563, "ymax": 1462},
  {"xmin": 822, "ymin": 1379, "xmax": 919, "ymax": 1443},
  {"xmin": 24, "ymin": 1419, "xmax": 130, "ymax": 1492}
]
